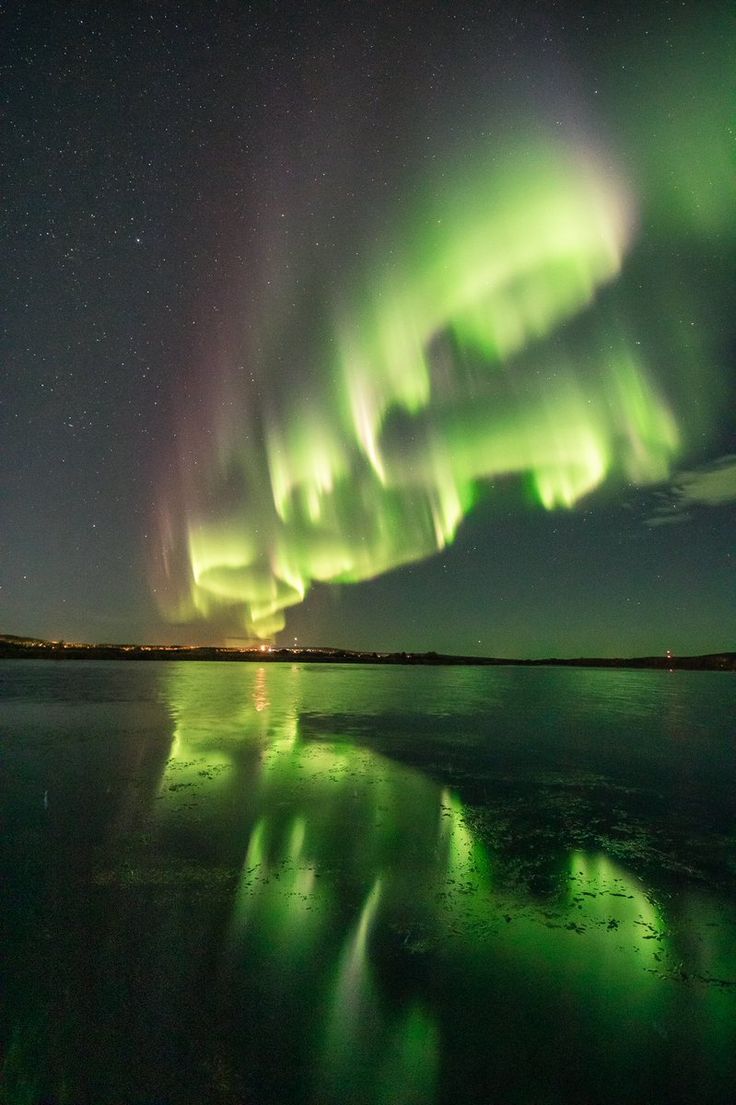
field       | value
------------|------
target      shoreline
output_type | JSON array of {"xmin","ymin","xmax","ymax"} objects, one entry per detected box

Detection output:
[{"xmin": 1, "ymin": 637, "xmax": 733, "ymax": 671}]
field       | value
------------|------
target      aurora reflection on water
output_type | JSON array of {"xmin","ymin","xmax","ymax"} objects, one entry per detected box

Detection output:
[{"xmin": 2, "ymin": 661, "xmax": 734, "ymax": 1104}]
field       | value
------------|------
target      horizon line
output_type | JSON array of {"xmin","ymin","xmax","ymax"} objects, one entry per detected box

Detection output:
[{"xmin": 1, "ymin": 632, "xmax": 734, "ymax": 668}]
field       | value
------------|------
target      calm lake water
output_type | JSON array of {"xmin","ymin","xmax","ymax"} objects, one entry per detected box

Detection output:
[{"xmin": 1, "ymin": 660, "xmax": 734, "ymax": 1105}]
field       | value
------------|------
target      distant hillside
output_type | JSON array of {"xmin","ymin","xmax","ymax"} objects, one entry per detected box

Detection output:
[{"xmin": 0, "ymin": 634, "xmax": 734, "ymax": 670}]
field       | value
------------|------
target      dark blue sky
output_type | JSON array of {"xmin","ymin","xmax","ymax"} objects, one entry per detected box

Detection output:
[{"xmin": 2, "ymin": 1, "xmax": 734, "ymax": 655}]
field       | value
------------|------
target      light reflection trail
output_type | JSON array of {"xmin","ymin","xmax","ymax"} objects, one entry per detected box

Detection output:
[{"xmin": 149, "ymin": 663, "xmax": 722, "ymax": 1103}]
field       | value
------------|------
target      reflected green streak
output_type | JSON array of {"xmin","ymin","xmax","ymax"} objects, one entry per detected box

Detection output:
[
  {"xmin": 4, "ymin": 660, "xmax": 735, "ymax": 1105},
  {"xmin": 154, "ymin": 662, "xmax": 716, "ymax": 1105}
]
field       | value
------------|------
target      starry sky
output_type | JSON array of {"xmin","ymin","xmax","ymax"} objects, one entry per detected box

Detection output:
[{"xmin": 3, "ymin": 1, "xmax": 734, "ymax": 657}]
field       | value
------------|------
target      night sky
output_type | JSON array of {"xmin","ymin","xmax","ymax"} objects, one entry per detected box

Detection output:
[{"xmin": 3, "ymin": 2, "xmax": 734, "ymax": 657}]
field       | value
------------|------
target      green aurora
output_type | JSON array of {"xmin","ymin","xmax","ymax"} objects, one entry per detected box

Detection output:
[{"xmin": 152, "ymin": 47, "xmax": 731, "ymax": 641}]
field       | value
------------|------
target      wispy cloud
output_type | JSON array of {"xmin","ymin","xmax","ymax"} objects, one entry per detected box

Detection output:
[
  {"xmin": 645, "ymin": 510, "xmax": 693, "ymax": 527},
  {"xmin": 674, "ymin": 455, "xmax": 736, "ymax": 506},
  {"xmin": 644, "ymin": 455, "xmax": 736, "ymax": 526}
]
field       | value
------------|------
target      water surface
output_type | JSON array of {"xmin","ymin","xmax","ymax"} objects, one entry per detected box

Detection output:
[{"xmin": 1, "ymin": 661, "xmax": 734, "ymax": 1104}]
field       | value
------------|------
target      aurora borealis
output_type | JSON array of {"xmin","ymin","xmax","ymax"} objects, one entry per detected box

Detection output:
[
  {"xmin": 3, "ymin": 2, "xmax": 734, "ymax": 653},
  {"xmin": 153, "ymin": 137, "xmax": 683, "ymax": 638}
]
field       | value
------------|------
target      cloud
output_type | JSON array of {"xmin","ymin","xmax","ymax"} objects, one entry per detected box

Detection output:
[
  {"xmin": 644, "ymin": 455, "xmax": 736, "ymax": 526},
  {"xmin": 674, "ymin": 455, "xmax": 736, "ymax": 506},
  {"xmin": 644, "ymin": 510, "xmax": 693, "ymax": 527}
]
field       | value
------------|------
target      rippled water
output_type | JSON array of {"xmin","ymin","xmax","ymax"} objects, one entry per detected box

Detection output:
[{"xmin": 1, "ymin": 661, "xmax": 734, "ymax": 1104}]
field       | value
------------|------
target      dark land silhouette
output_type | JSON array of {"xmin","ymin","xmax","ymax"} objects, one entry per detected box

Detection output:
[{"xmin": 1, "ymin": 633, "xmax": 733, "ymax": 670}]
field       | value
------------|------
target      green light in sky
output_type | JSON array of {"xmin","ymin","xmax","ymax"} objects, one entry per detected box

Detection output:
[{"xmin": 153, "ymin": 138, "xmax": 682, "ymax": 638}]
